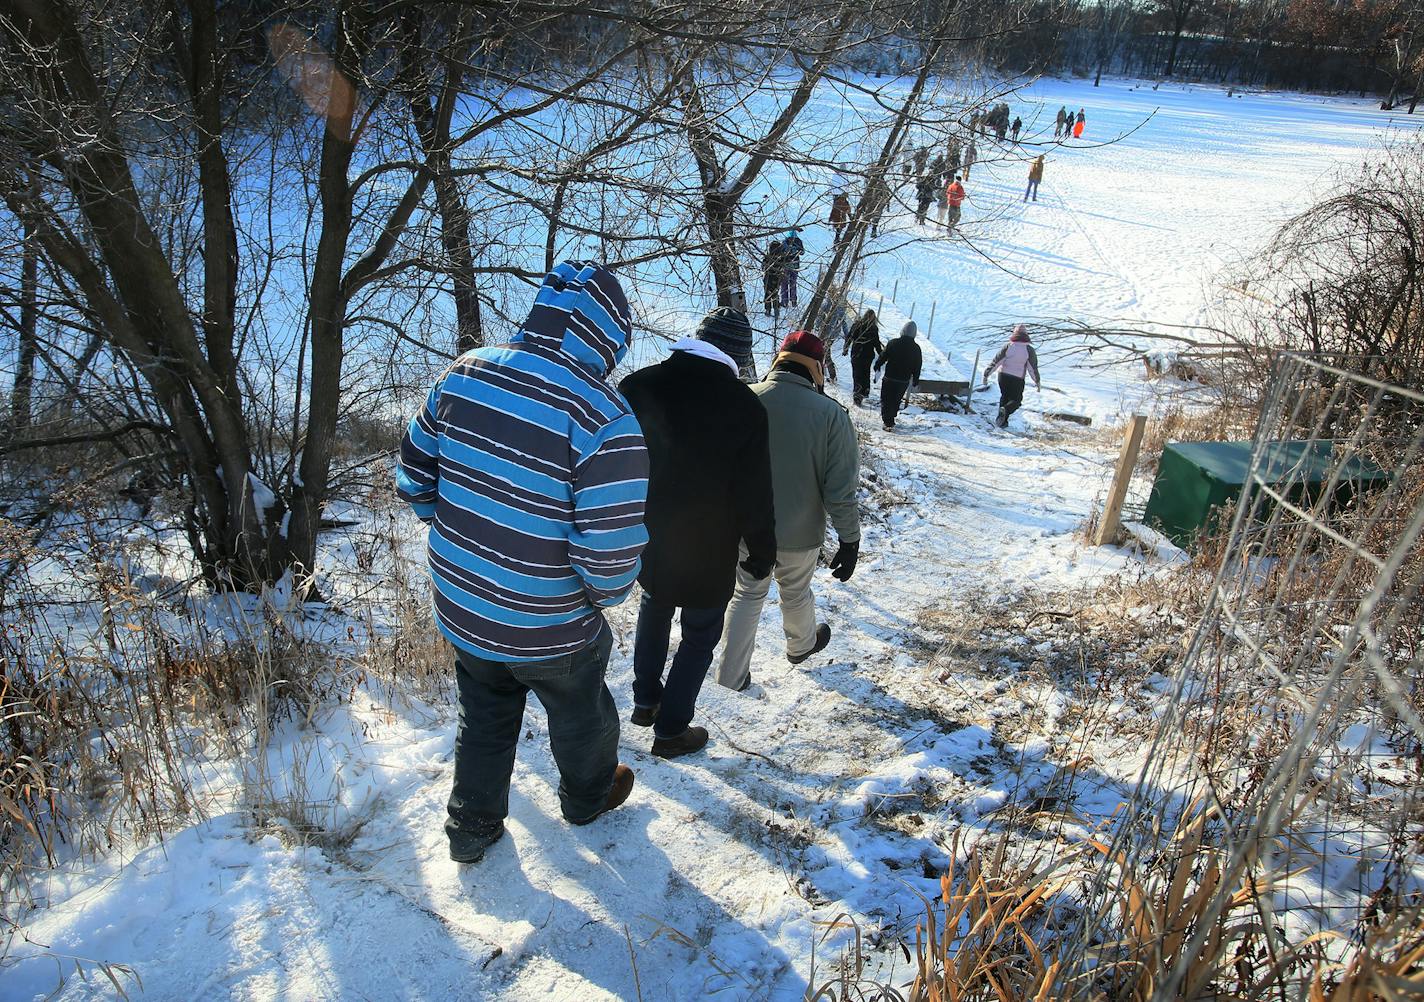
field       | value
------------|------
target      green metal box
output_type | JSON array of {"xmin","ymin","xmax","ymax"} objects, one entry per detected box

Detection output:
[{"xmin": 1143, "ymin": 440, "xmax": 1388, "ymax": 548}]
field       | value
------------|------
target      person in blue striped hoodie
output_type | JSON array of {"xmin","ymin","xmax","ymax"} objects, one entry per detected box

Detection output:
[{"xmin": 397, "ymin": 261, "xmax": 650, "ymax": 863}]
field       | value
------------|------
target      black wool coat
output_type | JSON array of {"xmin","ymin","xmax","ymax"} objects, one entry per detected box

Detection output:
[
  {"xmin": 875, "ymin": 336, "xmax": 923, "ymax": 383},
  {"xmin": 620, "ymin": 351, "xmax": 777, "ymax": 608}
]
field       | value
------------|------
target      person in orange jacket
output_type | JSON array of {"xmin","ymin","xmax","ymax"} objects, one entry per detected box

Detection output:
[
  {"xmin": 942, "ymin": 175, "xmax": 967, "ymax": 234},
  {"xmin": 1073, "ymin": 109, "xmax": 1086, "ymax": 138}
]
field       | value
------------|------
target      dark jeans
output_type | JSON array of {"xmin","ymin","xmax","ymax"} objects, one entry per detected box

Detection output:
[
  {"xmin": 1025, "ymin": 180, "xmax": 1040, "ymax": 201},
  {"xmin": 448, "ymin": 621, "xmax": 618, "ymax": 834},
  {"xmin": 851, "ymin": 348, "xmax": 876, "ymax": 402},
  {"xmin": 632, "ymin": 591, "xmax": 726, "ymax": 739},
  {"xmin": 780, "ymin": 268, "xmax": 798, "ymax": 307},
  {"xmin": 999, "ymin": 372, "xmax": 1026, "ymax": 419},
  {"xmin": 881, "ymin": 377, "xmax": 911, "ymax": 427},
  {"xmin": 763, "ymin": 276, "xmax": 780, "ymax": 315}
]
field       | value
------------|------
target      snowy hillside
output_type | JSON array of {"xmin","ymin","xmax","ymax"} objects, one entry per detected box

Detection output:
[{"xmin": 5, "ymin": 78, "xmax": 1417, "ymax": 1001}]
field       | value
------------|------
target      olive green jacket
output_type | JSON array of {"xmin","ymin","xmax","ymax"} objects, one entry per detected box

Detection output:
[{"xmin": 752, "ymin": 370, "xmax": 861, "ymax": 550}]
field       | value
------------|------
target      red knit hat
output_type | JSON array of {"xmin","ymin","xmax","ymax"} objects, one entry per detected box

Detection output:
[{"xmin": 779, "ymin": 329, "xmax": 825, "ymax": 361}]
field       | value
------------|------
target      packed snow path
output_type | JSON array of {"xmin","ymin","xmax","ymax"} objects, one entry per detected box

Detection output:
[{"xmin": 10, "ymin": 396, "xmax": 1135, "ymax": 1001}]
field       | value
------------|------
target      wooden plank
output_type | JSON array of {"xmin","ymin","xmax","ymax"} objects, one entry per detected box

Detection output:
[
  {"xmin": 1094, "ymin": 414, "xmax": 1147, "ymax": 547},
  {"xmin": 1043, "ymin": 411, "xmax": 1092, "ymax": 426},
  {"xmin": 913, "ymin": 378, "xmax": 970, "ymax": 395}
]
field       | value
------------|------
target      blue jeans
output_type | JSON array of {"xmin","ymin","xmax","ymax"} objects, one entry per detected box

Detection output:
[
  {"xmin": 632, "ymin": 591, "xmax": 726, "ymax": 738},
  {"xmin": 1025, "ymin": 180, "xmax": 1039, "ymax": 201},
  {"xmin": 780, "ymin": 269, "xmax": 798, "ymax": 307},
  {"xmin": 448, "ymin": 621, "xmax": 618, "ymax": 833}
]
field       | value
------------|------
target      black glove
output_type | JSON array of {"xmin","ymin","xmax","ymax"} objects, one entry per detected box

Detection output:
[
  {"xmin": 740, "ymin": 554, "xmax": 774, "ymax": 580},
  {"xmin": 828, "ymin": 539, "xmax": 860, "ymax": 582}
]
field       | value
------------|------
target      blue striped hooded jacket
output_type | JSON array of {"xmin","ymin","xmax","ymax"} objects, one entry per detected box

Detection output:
[{"xmin": 396, "ymin": 262, "xmax": 649, "ymax": 661}]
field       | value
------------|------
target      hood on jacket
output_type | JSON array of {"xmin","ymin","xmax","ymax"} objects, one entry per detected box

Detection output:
[
  {"xmin": 511, "ymin": 261, "xmax": 632, "ymax": 375},
  {"xmin": 900, "ymin": 321, "xmax": 918, "ymax": 340},
  {"xmin": 1011, "ymin": 323, "xmax": 1031, "ymax": 343}
]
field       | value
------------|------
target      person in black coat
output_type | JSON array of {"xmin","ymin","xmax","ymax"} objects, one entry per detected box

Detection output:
[
  {"xmin": 619, "ymin": 307, "xmax": 776, "ymax": 758},
  {"xmin": 762, "ymin": 240, "xmax": 784, "ymax": 317},
  {"xmin": 874, "ymin": 321, "xmax": 924, "ymax": 430},
  {"xmin": 842, "ymin": 308, "xmax": 883, "ymax": 406}
]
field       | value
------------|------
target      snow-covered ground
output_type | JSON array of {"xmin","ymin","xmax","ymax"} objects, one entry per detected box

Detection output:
[{"xmin": 5, "ymin": 79, "xmax": 1417, "ymax": 1000}]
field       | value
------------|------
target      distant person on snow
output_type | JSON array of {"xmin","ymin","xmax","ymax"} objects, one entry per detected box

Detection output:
[
  {"xmin": 619, "ymin": 308, "xmax": 776, "ymax": 759},
  {"xmin": 843, "ymin": 308, "xmax": 884, "ymax": 406},
  {"xmin": 1025, "ymin": 155, "xmax": 1045, "ymax": 202},
  {"xmin": 1011, "ymin": 116, "xmax": 1022, "ymax": 142},
  {"xmin": 874, "ymin": 321, "xmax": 924, "ymax": 431},
  {"xmin": 915, "ymin": 168, "xmax": 937, "ymax": 224},
  {"xmin": 716, "ymin": 330, "xmax": 861, "ymax": 693},
  {"xmin": 397, "ymin": 261, "xmax": 647, "ymax": 863},
  {"xmin": 1055, "ymin": 106, "xmax": 1068, "ymax": 137},
  {"xmin": 963, "ymin": 138, "xmax": 978, "ymax": 180},
  {"xmin": 780, "ymin": 228, "xmax": 805, "ymax": 308},
  {"xmin": 943, "ymin": 175, "xmax": 967, "ymax": 234},
  {"xmin": 1074, "ymin": 109, "xmax": 1086, "ymax": 138},
  {"xmin": 762, "ymin": 239, "xmax": 784, "ymax": 317},
  {"xmin": 829, "ymin": 193, "xmax": 851, "ymax": 247},
  {"xmin": 984, "ymin": 323, "xmax": 1042, "ymax": 428},
  {"xmin": 820, "ymin": 291, "xmax": 854, "ymax": 383},
  {"xmin": 930, "ymin": 155, "xmax": 948, "ymax": 223}
]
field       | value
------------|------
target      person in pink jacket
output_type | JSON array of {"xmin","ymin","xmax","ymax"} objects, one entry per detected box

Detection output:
[{"xmin": 983, "ymin": 324, "xmax": 1041, "ymax": 427}]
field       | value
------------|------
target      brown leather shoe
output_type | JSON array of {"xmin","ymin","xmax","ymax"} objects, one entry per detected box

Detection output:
[
  {"xmin": 652, "ymin": 726, "xmax": 710, "ymax": 759},
  {"xmin": 568, "ymin": 764, "xmax": 634, "ymax": 826}
]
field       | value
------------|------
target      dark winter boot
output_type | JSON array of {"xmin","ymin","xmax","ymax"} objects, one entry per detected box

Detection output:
[
  {"xmin": 448, "ymin": 821, "xmax": 505, "ymax": 864},
  {"xmin": 788, "ymin": 623, "xmax": 832, "ymax": 665},
  {"xmin": 995, "ymin": 406, "xmax": 1008, "ymax": 428},
  {"xmin": 568, "ymin": 764, "xmax": 635, "ymax": 826},
  {"xmin": 651, "ymin": 726, "xmax": 710, "ymax": 759},
  {"xmin": 630, "ymin": 704, "xmax": 658, "ymax": 728}
]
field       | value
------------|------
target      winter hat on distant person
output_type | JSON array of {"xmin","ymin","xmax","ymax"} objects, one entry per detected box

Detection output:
[
  {"xmin": 774, "ymin": 330, "xmax": 826, "ymax": 389},
  {"xmin": 900, "ymin": 321, "xmax": 918, "ymax": 340},
  {"xmin": 1011, "ymin": 323, "xmax": 1031, "ymax": 342},
  {"xmin": 694, "ymin": 306, "xmax": 753, "ymax": 365}
]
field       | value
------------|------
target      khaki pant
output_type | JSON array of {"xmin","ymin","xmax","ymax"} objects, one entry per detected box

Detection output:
[{"xmin": 715, "ymin": 545, "xmax": 821, "ymax": 691}]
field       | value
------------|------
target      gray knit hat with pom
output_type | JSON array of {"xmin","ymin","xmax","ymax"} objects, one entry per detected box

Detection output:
[{"xmin": 694, "ymin": 307, "xmax": 754, "ymax": 364}]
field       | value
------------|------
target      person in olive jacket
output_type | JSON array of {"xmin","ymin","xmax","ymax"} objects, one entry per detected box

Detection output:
[
  {"xmin": 620, "ymin": 307, "xmax": 776, "ymax": 758},
  {"xmin": 716, "ymin": 330, "xmax": 861, "ymax": 693},
  {"xmin": 874, "ymin": 321, "xmax": 923, "ymax": 430}
]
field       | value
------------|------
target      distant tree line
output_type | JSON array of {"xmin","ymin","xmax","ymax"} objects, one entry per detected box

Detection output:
[{"xmin": 909, "ymin": 0, "xmax": 1424, "ymax": 106}]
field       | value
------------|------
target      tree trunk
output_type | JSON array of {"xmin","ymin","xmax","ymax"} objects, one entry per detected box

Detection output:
[
  {"xmin": 11, "ymin": 216, "xmax": 38, "ymax": 430},
  {"xmin": 802, "ymin": 27, "xmax": 948, "ymax": 331}
]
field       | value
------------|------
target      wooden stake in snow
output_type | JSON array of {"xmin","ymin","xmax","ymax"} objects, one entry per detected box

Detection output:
[
  {"xmin": 964, "ymin": 349, "xmax": 981, "ymax": 412},
  {"xmin": 927, "ymin": 301, "xmax": 936, "ymax": 339},
  {"xmin": 1095, "ymin": 414, "xmax": 1147, "ymax": 547}
]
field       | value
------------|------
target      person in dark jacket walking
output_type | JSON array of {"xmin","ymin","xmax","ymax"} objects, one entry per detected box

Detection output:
[
  {"xmin": 397, "ymin": 261, "xmax": 648, "ymax": 863},
  {"xmin": 620, "ymin": 308, "xmax": 776, "ymax": 758},
  {"xmin": 963, "ymin": 138, "xmax": 978, "ymax": 180},
  {"xmin": 780, "ymin": 229, "xmax": 805, "ymax": 307},
  {"xmin": 842, "ymin": 308, "xmax": 884, "ymax": 406},
  {"xmin": 874, "ymin": 321, "xmax": 923, "ymax": 430},
  {"xmin": 983, "ymin": 323, "xmax": 1042, "ymax": 427},
  {"xmin": 762, "ymin": 240, "xmax": 784, "ymax": 317},
  {"xmin": 915, "ymin": 169, "xmax": 937, "ymax": 225},
  {"xmin": 1011, "ymin": 116, "xmax": 1022, "ymax": 142}
]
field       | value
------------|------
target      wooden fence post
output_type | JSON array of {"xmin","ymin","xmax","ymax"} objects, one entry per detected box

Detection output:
[
  {"xmin": 964, "ymin": 349, "xmax": 981, "ymax": 413},
  {"xmin": 1095, "ymin": 414, "xmax": 1148, "ymax": 546}
]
